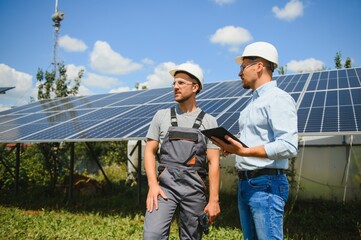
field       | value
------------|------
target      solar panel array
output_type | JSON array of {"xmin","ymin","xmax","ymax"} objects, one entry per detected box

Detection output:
[{"xmin": 0, "ymin": 67, "xmax": 360, "ymax": 143}]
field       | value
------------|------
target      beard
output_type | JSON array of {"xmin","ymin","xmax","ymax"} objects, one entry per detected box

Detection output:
[
  {"xmin": 175, "ymin": 93, "xmax": 192, "ymax": 103},
  {"xmin": 242, "ymin": 80, "xmax": 251, "ymax": 89},
  {"xmin": 242, "ymin": 83, "xmax": 251, "ymax": 89}
]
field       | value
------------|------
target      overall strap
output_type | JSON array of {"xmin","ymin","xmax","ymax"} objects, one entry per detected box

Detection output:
[
  {"xmin": 170, "ymin": 107, "xmax": 178, "ymax": 127},
  {"xmin": 171, "ymin": 107, "xmax": 205, "ymax": 129},
  {"xmin": 192, "ymin": 111, "xmax": 205, "ymax": 129}
]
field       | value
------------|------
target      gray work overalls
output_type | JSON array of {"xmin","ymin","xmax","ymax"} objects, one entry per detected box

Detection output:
[{"xmin": 143, "ymin": 107, "xmax": 208, "ymax": 240}]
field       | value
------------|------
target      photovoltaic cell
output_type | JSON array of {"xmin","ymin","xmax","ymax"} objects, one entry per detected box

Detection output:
[
  {"xmin": 216, "ymin": 97, "xmax": 251, "ymax": 134},
  {"xmin": 306, "ymin": 72, "xmax": 319, "ymax": 91},
  {"xmin": 326, "ymin": 90, "xmax": 338, "ymax": 106},
  {"xmin": 339, "ymin": 106, "xmax": 356, "ymax": 132},
  {"xmin": 318, "ymin": 73, "xmax": 328, "ymax": 90},
  {"xmin": 351, "ymin": 89, "xmax": 361, "ymax": 104},
  {"xmin": 299, "ymin": 92, "xmax": 314, "ymax": 108},
  {"xmin": 328, "ymin": 71, "xmax": 338, "ymax": 90},
  {"xmin": 278, "ymin": 73, "xmax": 309, "ymax": 93},
  {"xmin": 291, "ymin": 93, "xmax": 300, "ymax": 103},
  {"xmin": 198, "ymin": 81, "xmax": 247, "ymax": 99},
  {"xmin": 322, "ymin": 106, "xmax": 338, "ymax": 132}
]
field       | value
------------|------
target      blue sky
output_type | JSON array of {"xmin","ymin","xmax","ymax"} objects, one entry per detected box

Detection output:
[{"xmin": 0, "ymin": 0, "xmax": 360, "ymax": 111}]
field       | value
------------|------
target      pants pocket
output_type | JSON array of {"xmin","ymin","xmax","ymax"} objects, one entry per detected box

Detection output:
[
  {"xmin": 195, "ymin": 171, "xmax": 207, "ymax": 191},
  {"xmin": 157, "ymin": 167, "xmax": 168, "ymax": 181},
  {"xmin": 279, "ymin": 184, "xmax": 289, "ymax": 202},
  {"xmin": 248, "ymin": 175, "xmax": 269, "ymax": 190}
]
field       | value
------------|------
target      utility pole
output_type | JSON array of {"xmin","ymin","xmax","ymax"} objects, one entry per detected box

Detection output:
[{"xmin": 51, "ymin": 0, "xmax": 64, "ymax": 78}]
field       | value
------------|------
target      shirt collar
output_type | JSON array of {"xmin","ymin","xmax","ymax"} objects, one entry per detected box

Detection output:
[{"xmin": 252, "ymin": 81, "xmax": 277, "ymax": 98}]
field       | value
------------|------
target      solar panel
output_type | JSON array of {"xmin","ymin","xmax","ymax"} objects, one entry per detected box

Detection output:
[{"xmin": 0, "ymin": 67, "xmax": 360, "ymax": 143}]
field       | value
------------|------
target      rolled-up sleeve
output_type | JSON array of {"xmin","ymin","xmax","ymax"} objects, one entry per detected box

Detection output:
[{"xmin": 264, "ymin": 94, "xmax": 298, "ymax": 160}]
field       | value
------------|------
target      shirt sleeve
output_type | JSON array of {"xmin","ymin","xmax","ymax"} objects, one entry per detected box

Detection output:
[
  {"xmin": 203, "ymin": 114, "xmax": 220, "ymax": 150},
  {"xmin": 264, "ymin": 93, "xmax": 298, "ymax": 160},
  {"xmin": 146, "ymin": 110, "xmax": 162, "ymax": 141}
]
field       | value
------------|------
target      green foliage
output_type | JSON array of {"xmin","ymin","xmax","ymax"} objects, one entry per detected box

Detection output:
[
  {"xmin": 278, "ymin": 65, "xmax": 287, "ymax": 75},
  {"xmin": 334, "ymin": 51, "xmax": 353, "ymax": 69},
  {"xmin": 0, "ymin": 206, "xmax": 144, "ymax": 239},
  {"xmin": 344, "ymin": 57, "xmax": 352, "ymax": 68},
  {"xmin": 32, "ymin": 61, "xmax": 84, "ymax": 190},
  {"xmin": 73, "ymin": 142, "xmax": 128, "ymax": 176},
  {"xmin": 0, "ymin": 141, "xmax": 128, "ymax": 192},
  {"xmin": 36, "ymin": 62, "xmax": 83, "ymax": 100},
  {"xmin": 99, "ymin": 141, "xmax": 128, "ymax": 166},
  {"xmin": 1, "ymin": 188, "xmax": 360, "ymax": 240},
  {"xmin": 335, "ymin": 51, "xmax": 342, "ymax": 69},
  {"xmin": 92, "ymin": 163, "xmax": 127, "ymax": 184},
  {"xmin": 0, "ymin": 144, "xmax": 52, "ymax": 191}
]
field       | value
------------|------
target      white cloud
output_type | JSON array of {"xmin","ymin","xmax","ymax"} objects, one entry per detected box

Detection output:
[
  {"xmin": 210, "ymin": 26, "xmax": 252, "ymax": 52},
  {"xmin": 0, "ymin": 64, "xmax": 34, "ymax": 110},
  {"xmin": 143, "ymin": 62, "xmax": 177, "ymax": 89},
  {"xmin": 59, "ymin": 35, "xmax": 87, "ymax": 52},
  {"xmin": 141, "ymin": 58, "xmax": 155, "ymax": 65},
  {"xmin": 63, "ymin": 64, "xmax": 86, "ymax": 90},
  {"xmin": 272, "ymin": 0, "xmax": 304, "ymax": 21},
  {"xmin": 90, "ymin": 41, "xmax": 142, "ymax": 75},
  {"xmin": 77, "ymin": 85, "xmax": 93, "ymax": 96},
  {"xmin": 109, "ymin": 87, "xmax": 132, "ymax": 93},
  {"xmin": 212, "ymin": 0, "xmax": 235, "ymax": 6},
  {"xmin": 286, "ymin": 58, "xmax": 325, "ymax": 73},
  {"xmin": 130, "ymin": 62, "xmax": 176, "ymax": 90},
  {"xmin": 65, "ymin": 64, "xmax": 85, "ymax": 79},
  {"xmin": 83, "ymin": 72, "xmax": 119, "ymax": 89}
]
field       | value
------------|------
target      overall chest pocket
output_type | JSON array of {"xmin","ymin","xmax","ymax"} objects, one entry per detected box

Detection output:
[
  {"xmin": 160, "ymin": 130, "xmax": 199, "ymax": 165},
  {"xmin": 168, "ymin": 131, "xmax": 198, "ymax": 142}
]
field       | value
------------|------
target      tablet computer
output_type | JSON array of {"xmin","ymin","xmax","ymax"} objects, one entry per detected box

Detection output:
[{"xmin": 201, "ymin": 127, "xmax": 248, "ymax": 148}]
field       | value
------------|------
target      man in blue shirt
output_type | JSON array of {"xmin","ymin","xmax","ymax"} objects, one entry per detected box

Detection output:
[{"xmin": 213, "ymin": 41, "xmax": 298, "ymax": 239}]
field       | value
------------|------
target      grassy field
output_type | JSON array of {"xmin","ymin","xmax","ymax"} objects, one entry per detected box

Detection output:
[{"xmin": 0, "ymin": 182, "xmax": 360, "ymax": 240}]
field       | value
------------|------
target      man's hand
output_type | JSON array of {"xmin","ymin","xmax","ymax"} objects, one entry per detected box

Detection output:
[
  {"xmin": 211, "ymin": 136, "xmax": 268, "ymax": 158},
  {"xmin": 204, "ymin": 200, "xmax": 220, "ymax": 223},
  {"xmin": 211, "ymin": 135, "xmax": 247, "ymax": 156},
  {"xmin": 146, "ymin": 184, "xmax": 168, "ymax": 212}
]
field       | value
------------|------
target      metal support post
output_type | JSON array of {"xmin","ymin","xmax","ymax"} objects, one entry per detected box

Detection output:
[
  {"xmin": 15, "ymin": 143, "xmax": 20, "ymax": 195},
  {"xmin": 68, "ymin": 142, "xmax": 75, "ymax": 203},
  {"xmin": 137, "ymin": 140, "xmax": 142, "ymax": 205}
]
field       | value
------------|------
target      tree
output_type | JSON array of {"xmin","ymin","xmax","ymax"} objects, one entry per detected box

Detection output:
[
  {"xmin": 278, "ymin": 65, "xmax": 287, "ymax": 75},
  {"xmin": 344, "ymin": 57, "xmax": 352, "ymax": 68},
  {"xmin": 37, "ymin": 62, "xmax": 83, "ymax": 100},
  {"xmin": 334, "ymin": 51, "xmax": 353, "ymax": 69},
  {"xmin": 134, "ymin": 82, "xmax": 147, "ymax": 90},
  {"xmin": 35, "ymin": 62, "xmax": 84, "ymax": 190},
  {"xmin": 334, "ymin": 51, "xmax": 342, "ymax": 69}
]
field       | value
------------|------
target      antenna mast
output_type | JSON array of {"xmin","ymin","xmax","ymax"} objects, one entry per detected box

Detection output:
[{"xmin": 52, "ymin": 0, "xmax": 64, "ymax": 78}]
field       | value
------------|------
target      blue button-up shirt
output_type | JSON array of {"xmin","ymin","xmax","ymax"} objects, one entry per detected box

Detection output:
[{"xmin": 235, "ymin": 81, "xmax": 298, "ymax": 171}]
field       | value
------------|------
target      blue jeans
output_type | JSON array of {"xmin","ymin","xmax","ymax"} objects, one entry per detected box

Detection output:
[{"xmin": 238, "ymin": 173, "xmax": 289, "ymax": 240}]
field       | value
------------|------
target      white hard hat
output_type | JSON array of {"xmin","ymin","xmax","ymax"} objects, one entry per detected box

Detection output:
[
  {"xmin": 169, "ymin": 62, "xmax": 204, "ymax": 91},
  {"xmin": 235, "ymin": 41, "xmax": 278, "ymax": 69}
]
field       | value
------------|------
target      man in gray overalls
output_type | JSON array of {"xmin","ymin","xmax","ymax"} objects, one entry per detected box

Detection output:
[{"xmin": 143, "ymin": 62, "xmax": 221, "ymax": 239}]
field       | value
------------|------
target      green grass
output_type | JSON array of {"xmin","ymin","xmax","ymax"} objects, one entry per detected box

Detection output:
[{"xmin": 0, "ymin": 183, "xmax": 360, "ymax": 239}]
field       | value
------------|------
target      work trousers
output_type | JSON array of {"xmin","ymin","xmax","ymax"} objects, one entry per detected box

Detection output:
[{"xmin": 143, "ymin": 166, "xmax": 206, "ymax": 240}]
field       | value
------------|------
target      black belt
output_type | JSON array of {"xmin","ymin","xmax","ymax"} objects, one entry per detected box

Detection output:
[{"xmin": 238, "ymin": 168, "xmax": 285, "ymax": 180}]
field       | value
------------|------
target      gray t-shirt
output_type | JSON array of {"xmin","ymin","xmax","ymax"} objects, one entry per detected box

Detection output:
[{"xmin": 146, "ymin": 105, "xmax": 219, "ymax": 149}]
